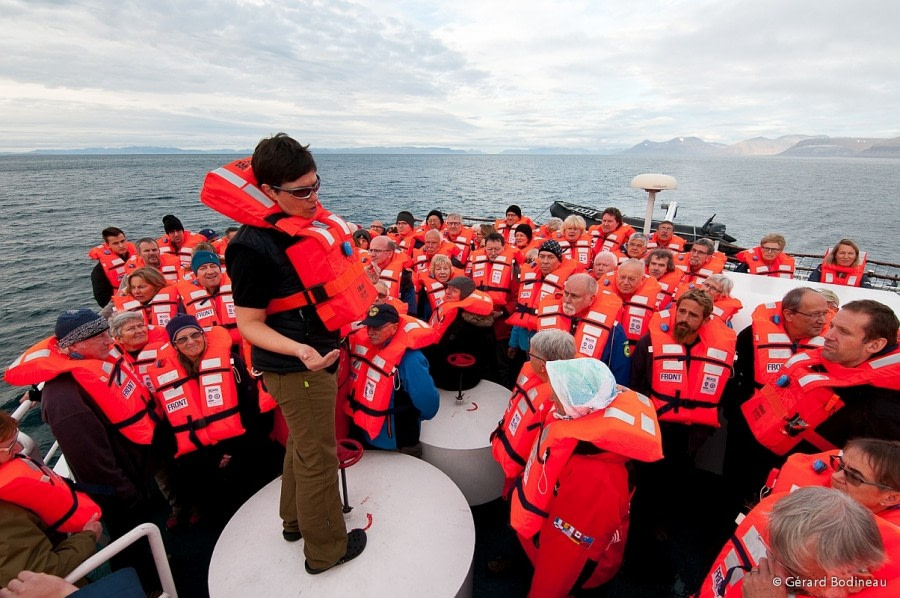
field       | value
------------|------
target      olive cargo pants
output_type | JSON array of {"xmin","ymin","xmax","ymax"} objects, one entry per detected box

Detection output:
[{"xmin": 264, "ymin": 369, "xmax": 348, "ymax": 569}]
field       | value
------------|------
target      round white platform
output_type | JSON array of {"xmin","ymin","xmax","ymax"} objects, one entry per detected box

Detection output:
[
  {"xmin": 208, "ymin": 451, "xmax": 475, "ymax": 598},
  {"xmin": 419, "ymin": 379, "xmax": 508, "ymax": 505}
]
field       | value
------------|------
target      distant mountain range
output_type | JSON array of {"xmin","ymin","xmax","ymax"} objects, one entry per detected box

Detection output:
[
  {"xmin": 623, "ymin": 135, "xmax": 900, "ymax": 158},
  {"xmin": 6, "ymin": 136, "xmax": 900, "ymax": 157}
]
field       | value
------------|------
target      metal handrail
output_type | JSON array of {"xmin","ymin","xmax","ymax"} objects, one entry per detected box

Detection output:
[{"xmin": 64, "ymin": 522, "xmax": 178, "ymax": 597}]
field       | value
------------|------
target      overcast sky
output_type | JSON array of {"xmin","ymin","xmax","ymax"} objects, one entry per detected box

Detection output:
[{"xmin": 2, "ymin": 0, "xmax": 898, "ymax": 152}]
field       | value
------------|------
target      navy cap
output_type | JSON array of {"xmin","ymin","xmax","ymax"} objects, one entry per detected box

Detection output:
[{"xmin": 360, "ymin": 304, "xmax": 400, "ymax": 327}]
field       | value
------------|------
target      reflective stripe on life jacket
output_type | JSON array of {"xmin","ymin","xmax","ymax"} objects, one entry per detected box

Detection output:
[
  {"xmin": 750, "ymin": 302, "xmax": 825, "ymax": 387},
  {"xmin": 653, "ymin": 269, "xmax": 684, "ymax": 310},
  {"xmin": 601, "ymin": 273, "xmax": 662, "ymax": 346},
  {"xmin": 590, "ymin": 224, "xmax": 635, "ymax": 254},
  {"xmin": 113, "ymin": 286, "xmax": 181, "ymax": 329},
  {"xmin": 0, "ymin": 455, "xmax": 102, "ymax": 534},
  {"xmin": 742, "ymin": 346, "xmax": 900, "ymax": 455},
  {"xmin": 346, "ymin": 316, "xmax": 438, "ymax": 440},
  {"xmin": 4, "ymin": 337, "xmax": 157, "ymax": 445},
  {"xmin": 175, "ymin": 275, "xmax": 240, "ymax": 345},
  {"xmin": 147, "ymin": 326, "xmax": 245, "ymax": 457},
  {"xmin": 157, "ymin": 230, "xmax": 203, "ymax": 269},
  {"xmin": 648, "ymin": 309, "xmax": 737, "ymax": 427},
  {"xmin": 673, "ymin": 251, "xmax": 726, "ymax": 285},
  {"xmin": 536, "ymin": 290, "xmax": 622, "ymax": 359},
  {"xmin": 88, "ymin": 243, "xmax": 136, "ymax": 287},
  {"xmin": 510, "ymin": 389, "xmax": 663, "ymax": 538},
  {"xmin": 200, "ymin": 157, "xmax": 375, "ymax": 331},
  {"xmin": 507, "ymin": 263, "xmax": 575, "ymax": 330},
  {"xmin": 711, "ymin": 296, "xmax": 743, "ymax": 325},
  {"xmin": 559, "ymin": 234, "xmax": 593, "ymax": 269},
  {"xmin": 377, "ymin": 254, "xmax": 411, "ymax": 300},
  {"xmin": 647, "ymin": 233, "xmax": 686, "ymax": 252},
  {"xmin": 736, "ymin": 247, "xmax": 795, "ymax": 278},
  {"xmin": 124, "ymin": 253, "xmax": 183, "ymax": 286},
  {"xmin": 490, "ymin": 362, "xmax": 554, "ymax": 480},
  {"xmin": 820, "ymin": 249, "xmax": 868, "ymax": 287},
  {"xmin": 469, "ymin": 248, "xmax": 517, "ymax": 308}
]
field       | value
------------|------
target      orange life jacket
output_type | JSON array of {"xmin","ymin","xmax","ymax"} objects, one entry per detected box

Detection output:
[
  {"xmin": 428, "ymin": 289, "xmax": 495, "ymax": 339},
  {"xmin": 590, "ymin": 223, "xmax": 635, "ymax": 254},
  {"xmin": 490, "ymin": 363, "xmax": 554, "ymax": 481},
  {"xmin": 559, "ymin": 234, "xmax": 593, "ymax": 270},
  {"xmin": 750, "ymin": 302, "xmax": 825, "ymax": 387},
  {"xmin": 673, "ymin": 251, "xmax": 726, "ymax": 285},
  {"xmin": 698, "ymin": 491, "xmax": 900, "ymax": 597},
  {"xmin": 147, "ymin": 326, "xmax": 245, "ymax": 457},
  {"xmin": 820, "ymin": 249, "xmax": 869, "ymax": 286},
  {"xmin": 742, "ymin": 346, "xmax": 900, "ymax": 455},
  {"xmin": 377, "ymin": 253, "xmax": 412, "ymax": 300},
  {"xmin": 113, "ymin": 286, "xmax": 181, "ymax": 328},
  {"xmin": 445, "ymin": 227, "xmax": 475, "ymax": 264},
  {"xmin": 468, "ymin": 247, "xmax": 518, "ymax": 309},
  {"xmin": 495, "ymin": 217, "xmax": 535, "ymax": 246},
  {"xmin": 239, "ymin": 339, "xmax": 278, "ymax": 414},
  {"xmin": 346, "ymin": 316, "xmax": 437, "ymax": 440},
  {"xmin": 652, "ymin": 269, "xmax": 684, "ymax": 310},
  {"xmin": 646, "ymin": 232, "xmax": 686, "ymax": 252},
  {"xmin": 175, "ymin": 275, "xmax": 240, "ymax": 346},
  {"xmin": 736, "ymin": 246, "xmax": 795, "ymax": 278},
  {"xmin": 536, "ymin": 290, "xmax": 623, "ymax": 359},
  {"xmin": 410, "ymin": 242, "xmax": 457, "ymax": 276},
  {"xmin": 507, "ymin": 263, "xmax": 576, "ymax": 330},
  {"xmin": 648, "ymin": 310, "xmax": 736, "ymax": 427},
  {"xmin": 711, "ymin": 296, "xmax": 743, "ymax": 325},
  {"xmin": 4, "ymin": 338, "xmax": 157, "ymax": 445},
  {"xmin": 415, "ymin": 269, "xmax": 463, "ymax": 313},
  {"xmin": 600, "ymin": 273, "xmax": 662, "ymax": 346},
  {"xmin": 88, "ymin": 243, "xmax": 137, "ymax": 287},
  {"xmin": 112, "ymin": 325, "xmax": 169, "ymax": 415},
  {"xmin": 0, "ymin": 455, "xmax": 102, "ymax": 534},
  {"xmin": 124, "ymin": 253, "xmax": 183, "ymax": 285},
  {"xmin": 510, "ymin": 389, "xmax": 663, "ymax": 538},
  {"xmin": 200, "ymin": 157, "xmax": 375, "ymax": 331},
  {"xmin": 156, "ymin": 230, "xmax": 203, "ymax": 269}
]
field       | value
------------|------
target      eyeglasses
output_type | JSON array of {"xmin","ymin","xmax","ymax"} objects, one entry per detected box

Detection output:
[
  {"xmin": 703, "ymin": 284, "xmax": 724, "ymax": 294},
  {"xmin": 271, "ymin": 174, "xmax": 321, "ymax": 200},
  {"xmin": 690, "ymin": 248, "xmax": 709, "ymax": 256},
  {"xmin": 791, "ymin": 309, "xmax": 829, "ymax": 321},
  {"xmin": 830, "ymin": 454, "xmax": 894, "ymax": 490},
  {"xmin": 368, "ymin": 248, "xmax": 393, "ymax": 254},
  {"xmin": 174, "ymin": 331, "xmax": 204, "ymax": 346},
  {"xmin": 0, "ymin": 433, "xmax": 20, "ymax": 454},
  {"xmin": 761, "ymin": 246, "xmax": 782, "ymax": 253},
  {"xmin": 527, "ymin": 353, "xmax": 545, "ymax": 362}
]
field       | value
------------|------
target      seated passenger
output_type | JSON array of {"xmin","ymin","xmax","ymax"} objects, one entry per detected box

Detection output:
[
  {"xmin": 809, "ymin": 238, "xmax": 872, "ymax": 288},
  {"xmin": 645, "ymin": 248, "xmax": 682, "ymax": 310},
  {"xmin": 697, "ymin": 486, "xmax": 897, "ymax": 597},
  {"xmin": 443, "ymin": 213, "xmax": 475, "ymax": 264},
  {"xmin": 558, "ymin": 215, "xmax": 592, "ymax": 271},
  {"xmin": 673, "ymin": 238, "xmax": 725, "ymax": 285},
  {"xmin": 734, "ymin": 233, "xmax": 795, "ymax": 278},
  {"xmin": 599, "ymin": 259, "xmax": 662, "ymax": 351},
  {"xmin": 346, "ymin": 304, "xmax": 439, "ymax": 457},
  {"xmin": 495, "ymin": 205, "xmax": 533, "ymax": 246},
  {"xmin": 589, "ymin": 207, "xmax": 635, "ymax": 254},
  {"xmin": 700, "ymin": 274, "xmax": 742, "ymax": 326},
  {"xmin": 392, "ymin": 210, "xmax": 424, "ymax": 255},
  {"xmin": 157, "ymin": 214, "xmax": 204, "ymax": 269},
  {"xmin": 590, "ymin": 251, "xmax": 618, "ymax": 280},
  {"xmin": 424, "ymin": 209, "xmax": 444, "ymax": 232},
  {"xmin": 513, "ymin": 223, "xmax": 539, "ymax": 258},
  {"xmin": 415, "ymin": 254, "xmax": 463, "ymax": 320},
  {"xmin": 88, "ymin": 226, "xmax": 136, "ymax": 308},
  {"xmin": 618, "ymin": 232, "xmax": 649, "ymax": 262},
  {"xmin": 175, "ymin": 251, "xmax": 239, "ymax": 346},
  {"xmin": 113, "ymin": 268, "xmax": 182, "ymax": 328},
  {"xmin": 510, "ymin": 359, "xmax": 663, "ymax": 597},
  {"xmin": 646, "ymin": 220, "xmax": 686, "ymax": 252}
]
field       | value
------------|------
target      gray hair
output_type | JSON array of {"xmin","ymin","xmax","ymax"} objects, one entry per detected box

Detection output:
[
  {"xmin": 769, "ymin": 487, "xmax": 885, "ymax": 576},
  {"xmin": 446, "ymin": 212, "xmax": 463, "ymax": 223},
  {"xmin": 704, "ymin": 274, "xmax": 733, "ymax": 297},
  {"xmin": 628, "ymin": 233, "xmax": 648, "ymax": 244},
  {"xmin": 782, "ymin": 287, "xmax": 817, "ymax": 312},
  {"xmin": 109, "ymin": 311, "xmax": 143, "ymax": 339},
  {"xmin": 429, "ymin": 254, "xmax": 453, "ymax": 275},
  {"xmin": 424, "ymin": 229, "xmax": 443, "ymax": 242},
  {"xmin": 544, "ymin": 217, "xmax": 563, "ymax": 232},
  {"xmin": 567, "ymin": 273, "xmax": 598, "ymax": 297},
  {"xmin": 693, "ymin": 238, "xmax": 715, "ymax": 254},
  {"xmin": 530, "ymin": 329, "xmax": 576, "ymax": 362},
  {"xmin": 618, "ymin": 258, "xmax": 644, "ymax": 274}
]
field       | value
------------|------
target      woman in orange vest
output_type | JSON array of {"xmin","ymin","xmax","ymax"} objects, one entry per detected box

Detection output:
[
  {"xmin": 700, "ymin": 274, "xmax": 743, "ymax": 327},
  {"xmin": 809, "ymin": 238, "xmax": 872, "ymax": 288},
  {"xmin": 415, "ymin": 254, "xmax": 463, "ymax": 320},
  {"xmin": 734, "ymin": 233, "xmax": 795, "ymax": 278},
  {"xmin": 113, "ymin": 267, "xmax": 183, "ymax": 328}
]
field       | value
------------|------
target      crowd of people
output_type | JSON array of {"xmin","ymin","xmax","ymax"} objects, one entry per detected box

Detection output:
[{"xmin": 1, "ymin": 132, "xmax": 898, "ymax": 597}]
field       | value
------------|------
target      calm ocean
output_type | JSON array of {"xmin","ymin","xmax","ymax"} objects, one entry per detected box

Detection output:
[{"xmin": 2, "ymin": 153, "xmax": 899, "ymax": 438}]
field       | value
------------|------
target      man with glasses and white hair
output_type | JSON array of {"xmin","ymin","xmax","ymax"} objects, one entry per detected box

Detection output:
[
  {"xmin": 723, "ymin": 287, "xmax": 829, "ymax": 505},
  {"xmin": 673, "ymin": 238, "xmax": 725, "ymax": 286},
  {"xmin": 698, "ymin": 486, "xmax": 897, "ymax": 597},
  {"xmin": 369, "ymin": 235, "xmax": 416, "ymax": 314},
  {"xmin": 443, "ymin": 212, "xmax": 475, "ymax": 264}
]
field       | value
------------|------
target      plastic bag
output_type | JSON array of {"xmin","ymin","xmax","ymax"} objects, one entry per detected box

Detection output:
[{"xmin": 546, "ymin": 358, "xmax": 618, "ymax": 418}]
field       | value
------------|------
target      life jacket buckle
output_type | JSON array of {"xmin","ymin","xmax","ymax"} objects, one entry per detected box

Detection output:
[{"xmin": 783, "ymin": 414, "xmax": 808, "ymax": 436}]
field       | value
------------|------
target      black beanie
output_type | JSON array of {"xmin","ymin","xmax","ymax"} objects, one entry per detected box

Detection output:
[
  {"xmin": 426, "ymin": 210, "xmax": 444, "ymax": 226},
  {"xmin": 163, "ymin": 214, "xmax": 184, "ymax": 234},
  {"xmin": 396, "ymin": 211, "xmax": 416, "ymax": 227},
  {"xmin": 515, "ymin": 223, "xmax": 533, "ymax": 241},
  {"xmin": 506, "ymin": 205, "xmax": 522, "ymax": 218}
]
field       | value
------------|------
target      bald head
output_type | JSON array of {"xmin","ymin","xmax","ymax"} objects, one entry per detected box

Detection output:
[{"xmin": 616, "ymin": 259, "xmax": 645, "ymax": 295}]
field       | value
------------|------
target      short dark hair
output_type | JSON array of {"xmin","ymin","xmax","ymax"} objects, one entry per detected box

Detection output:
[
  {"xmin": 602, "ymin": 207, "xmax": 623, "ymax": 226},
  {"xmin": 135, "ymin": 237, "xmax": 157, "ymax": 250},
  {"xmin": 845, "ymin": 438, "xmax": 900, "ymax": 491},
  {"xmin": 484, "ymin": 232, "xmax": 505, "ymax": 246},
  {"xmin": 782, "ymin": 287, "xmax": 817, "ymax": 313},
  {"xmin": 251, "ymin": 132, "xmax": 317, "ymax": 188},
  {"xmin": 102, "ymin": 227, "xmax": 125, "ymax": 242},
  {"xmin": 841, "ymin": 300, "xmax": 899, "ymax": 342},
  {"xmin": 647, "ymin": 249, "xmax": 675, "ymax": 272},
  {"xmin": 225, "ymin": 226, "xmax": 239, "ymax": 235}
]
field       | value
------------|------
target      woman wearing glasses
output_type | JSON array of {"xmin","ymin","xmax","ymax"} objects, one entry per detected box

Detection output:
[
  {"xmin": 147, "ymin": 314, "xmax": 269, "ymax": 525},
  {"xmin": 734, "ymin": 233, "xmax": 796, "ymax": 278}
]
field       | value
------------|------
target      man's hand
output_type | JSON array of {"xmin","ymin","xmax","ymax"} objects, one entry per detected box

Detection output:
[
  {"xmin": 742, "ymin": 557, "xmax": 787, "ymax": 598},
  {"xmin": 82, "ymin": 513, "xmax": 103, "ymax": 542},
  {"xmin": 297, "ymin": 347, "xmax": 340, "ymax": 371}
]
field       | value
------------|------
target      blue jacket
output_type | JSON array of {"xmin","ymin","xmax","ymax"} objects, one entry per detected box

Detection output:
[{"xmin": 367, "ymin": 349, "xmax": 440, "ymax": 450}]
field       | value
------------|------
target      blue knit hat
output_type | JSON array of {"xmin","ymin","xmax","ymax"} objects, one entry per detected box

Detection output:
[
  {"xmin": 55, "ymin": 309, "xmax": 109, "ymax": 348},
  {"xmin": 165, "ymin": 314, "xmax": 203, "ymax": 343},
  {"xmin": 191, "ymin": 250, "xmax": 221, "ymax": 273}
]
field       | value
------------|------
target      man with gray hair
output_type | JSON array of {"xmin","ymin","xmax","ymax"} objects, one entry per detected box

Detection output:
[
  {"xmin": 699, "ymin": 486, "xmax": 892, "ymax": 597},
  {"xmin": 700, "ymin": 274, "xmax": 743, "ymax": 326},
  {"xmin": 443, "ymin": 212, "xmax": 475, "ymax": 263},
  {"xmin": 536, "ymin": 273, "xmax": 631, "ymax": 384},
  {"xmin": 622, "ymin": 232, "xmax": 649, "ymax": 261},
  {"xmin": 491, "ymin": 329, "xmax": 576, "ymax": 490},
  {"xmin": 673, "ymin": 238, "xmax": 724, "ymax": 285}
]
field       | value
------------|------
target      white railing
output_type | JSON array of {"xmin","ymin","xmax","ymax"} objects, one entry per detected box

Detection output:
[{"xmin": 64, "ymin": 522, "xmax": 178, "ymax": 597}]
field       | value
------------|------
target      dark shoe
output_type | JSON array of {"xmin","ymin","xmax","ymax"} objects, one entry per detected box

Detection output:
[
  {"xmin": 283, "ymin": 529, "xmax": 303, "ymax": 542},
  {"xmin": 304, "ymin": 529, "xmax": 367, "ymax": 574}
]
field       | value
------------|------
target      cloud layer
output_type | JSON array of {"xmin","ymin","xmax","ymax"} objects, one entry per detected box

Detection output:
[{"xmin": 1, "ymin": 0, "xmax": 898, "ymax": 152}]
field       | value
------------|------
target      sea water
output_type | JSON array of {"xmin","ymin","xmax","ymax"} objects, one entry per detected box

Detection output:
[{"xmin": 2, "ymin": 153, "xmax": 899, "ymax": 442}]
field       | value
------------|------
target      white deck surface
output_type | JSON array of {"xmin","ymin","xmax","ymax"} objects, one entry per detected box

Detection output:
[
  {"xmin": 208, "ymin": 451, "xmax": 475, "ymax": 598},
  {"xmin": 420, "ymin": 379, "xmax": 508, "ymax": 505}
]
